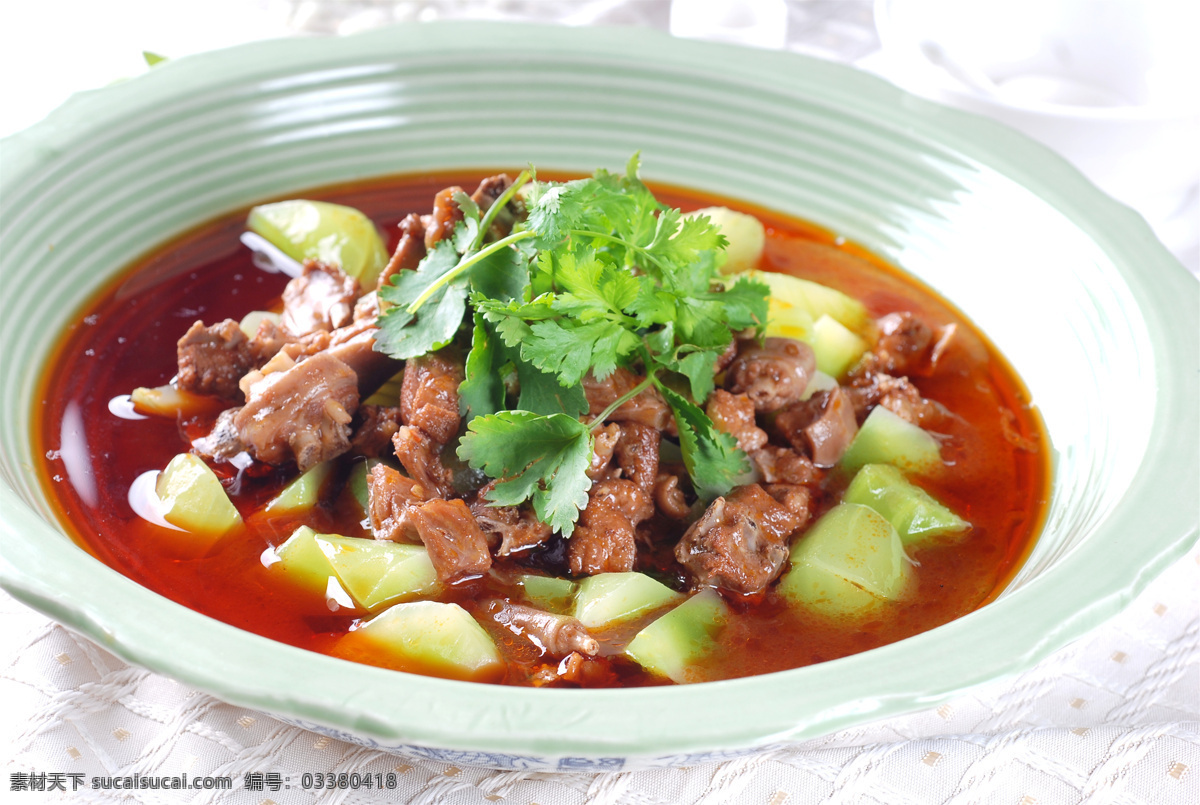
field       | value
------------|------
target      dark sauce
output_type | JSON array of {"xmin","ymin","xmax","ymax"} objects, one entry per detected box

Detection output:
[{"xmin": 35, "ymin": 171, "xmax": 1051, "ymax": 686}]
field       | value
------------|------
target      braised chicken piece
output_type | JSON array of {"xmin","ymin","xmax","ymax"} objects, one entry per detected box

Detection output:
[
  {"xmin": 352, "ymin": 290, "xmax": 379, "ymax": 322},
  {"xmin": 280, "ymin": 260, "xmax": 360, "ymax": 336},
  {"xmin": 246, "ymin": 318, "xmax": 297, "ymax": 366},
  {"xmin": 424, "ymin": 186, "xmax": 465, "ymax": 250},
  {"xmin": 652, "ymin": 473, "xmax": 692, "ymax": 520},
  {"xmin": 376, "ymin": 213, "xmax": 427, "ymax": 290},
  {"xmin": 233, "ymin": 350, "xmax": 359, "ymax": 471},
  {"xmin": 386, "ymin": 350, "xmax": 464, "ymax": 499},
  {"xmin": 469, "ymin": 481, "xmax": 554, "ymax": 557},
  {"xmin": 863, "ymin": 312, "xmax": 933, "ymax": 376},
  {"xmin": 775, "ymin": 386, "xmax": 859, "ymax": 468},
  {"xmin": 726, "ymin": 337, "xmax": 816, "ymax": 412},
  {"xmin": 191, "ymin": 407, "xmax": 246, "ymax": 461},
  {"xmin": 846, "ymin": 371, "xmax": 950, "ymax": 427},
  {"xmin": 567, "ymin": 479, "xmax": 653, "ymax": 576},
  {"xmin": 749, "ymin": 446, "xmax": 822, "ymax": 486},
  {"xmin": 349, "ymin": 405, "xmax": 403, "ymax": 458},
  {"xmin": 408, "ymin": 498, "xmax": 492, "ymax": 582},
  {"xmin": 367, "ymin": 462, "xmax": 431, "ymax": 543},
  {"xmin": 246, "ymin": 319, "xmax": 332, "ymax": 368},
  {"xmin": 400, "ymin": 351, "xmax": 463, "ymax": 445},
  {"xmin": 614, "ymin": 422, "xmax": 660, "ymax": 490},
  {"xmin": 484, "ymin": 599, "xmax": 599, "ymax": 658},
  {"xmin": 391, "ymin": 426, "xmax": 455, "ymax": 500},
  {"xmin": 675, "ymin": 483, "xmax": 806, "ymax": 595},
  {"xmin": 763, "ymin": 483, "xmax": 812, "ymax": 525},
  {"xmin": 322, "ymin": 324, "xmax": 401, "ymax": 401},
  {"xmin": 176, "ymin": 319, "xmax": 254, "ymax": 401},
  {"xmin": 582, "ymin": 368, "xmax": 673, "ymax": 431},
  {"xmin": 586, "ymin": 423, "xmax": 621, "ymax": 480},
  {"xmin": 706, "ymin": 389, "xmax": 768, "ymax": 452}
]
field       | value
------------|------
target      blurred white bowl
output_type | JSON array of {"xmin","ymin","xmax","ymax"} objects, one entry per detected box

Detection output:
[{"xmin": 872, "ymin": 0, "xmax": 1200, "ymax": 261}]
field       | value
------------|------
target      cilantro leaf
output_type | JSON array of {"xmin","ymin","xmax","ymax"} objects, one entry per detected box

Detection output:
[
  {"xmin": 666, "ymin": 349, "xmax": 723, "ymax": 402},
  {"xmin": 550, "ymin": 249, "xmax": 640, "ymax": 317},
  {"xmin": 658, "ymin": 385, "xmax": 753, "ymax": 501},
  {"xmin": 373, "ymin": 155, "xmax": 772, "ymax": 536},
  {"xmin": 514, "ymin": 358, "xmax": 588, "ymax": 417},
  {"xmin": 451, "ymin": 190, "xmax": 481, "ymax": 253},
  {"xmin": 376, "ymin": 240, "xmax": 468, "ymax": 359},
  {"xmin": 646, "ymin": 208, "xmax": 727, "ymax": 272},
  {"xmin": 457, "ymin": 411, "xmax": 593, "ymax": 536},
  {"xmin": 522, "ymin": 319, "xmax": 640, "ymax": 386},
  {"xmin": 708, "ymin": 275, "xmax": 770, "ymax": 333},
  {"xmin": 467, "ymin": 240, "xmax": 529, "ymax": 303},
  {"xmin": 459, "ymin": 314, "xmax": 505, "ymax": 423}
]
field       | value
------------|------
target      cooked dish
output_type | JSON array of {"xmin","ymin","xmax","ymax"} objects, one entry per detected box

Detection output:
[{"xmin": 38, "ymin": 159, "xmax": 1049, "ymax": 686}]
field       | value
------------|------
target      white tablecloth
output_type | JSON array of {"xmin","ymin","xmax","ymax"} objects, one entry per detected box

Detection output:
[{"xmin": 3, "ymin": 2, "xmax": 1197, "ymax": 802}]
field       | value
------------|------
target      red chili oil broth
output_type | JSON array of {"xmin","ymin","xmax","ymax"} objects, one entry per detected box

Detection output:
[{"xmin": 35, "ymin": 171, "xmax": 1051, "ymax": 687}]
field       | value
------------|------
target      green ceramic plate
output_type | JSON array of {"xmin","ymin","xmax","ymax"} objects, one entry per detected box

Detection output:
[{"xmin": 0, "ymin": 23, "xmax": 1195, "ymax": 770}]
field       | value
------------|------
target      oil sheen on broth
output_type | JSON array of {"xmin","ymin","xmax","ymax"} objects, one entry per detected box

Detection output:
[{"xmin": 36, "ymin": 171, "xmax": 1050, "ymax": 687}]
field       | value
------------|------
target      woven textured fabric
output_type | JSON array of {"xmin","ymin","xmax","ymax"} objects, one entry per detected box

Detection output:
[{"xmin": 3, "ymin": 545, "xmax": 1195, "ymax": 804}]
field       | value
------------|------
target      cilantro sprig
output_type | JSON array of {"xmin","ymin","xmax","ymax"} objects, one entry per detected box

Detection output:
[{"xmin": 375, "ymin": 155, "xmax": 769, "ymax": 536}]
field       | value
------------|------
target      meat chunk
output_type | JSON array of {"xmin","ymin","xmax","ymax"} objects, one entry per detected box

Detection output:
[
  {"xmin": 470, "ymin": 481, "xmax": 553, "ymax": 557},
  {"xmin": 567, "ymin": 479, "xmax": 653, "ymax": 576},
  {"xmin": 551, "ymin": 652, "xmax": 617, "ymax": 687},
  {"xmin": 234, "ymin": 350, "xmax": 358, "ymax": 470},
  {"xmin": 246, "ymin": 318, "xmax": 294, "ymax": 366},
  {"xmin": 408, "ymin": 498, "xmax": 492, "ymax": 583},
  {"xmin": 927, "ymin": 323, "xmax": 957, "ymax": 372},
  {"xmin": 587, "ymin": 423, "xmax": 621, "ymax": 480},
  {"xmin": 599, "ymin": 478, "xmax": 655, "ymax": 523},
  {"xmin": 614, "ymin": 422, "xmax": 660, "ymax": 490},
  {"xmin": 484, "ymin": 599, "xmax": 599, "ymax": 658},
  {"xmin": 281, "ymin": 260, "xmax": 360, "ymax": 336},
  {"xmin": 350, "ymin": 405, "xmax": 403, "ymax": 457},
  {"xmin": 176, "ymin": 319, "xmax": 254, "ymax": 400},
  {"xmin": 653, "ymin": 473, "xmax": 692, "ymax": 520},
  {"xmin": 726, "ymin": 337, "xmax": 816, "ymax": 413},
  {"xmin": 424, "ymin": 186, "xmax": 465, "ymax": 250},
  {"xmin": 367, "ymin": 462, "xmax": 431, "ymax": 543},
  {"xmin": 389, "ymin": 350, "xmax": 459, "ymax": 494},
  {"xmin": 864, "ymin": 312, "xmax": 933, "ymax": 376},
  {"xmin": 247, "ymin": 322, "xmax": 332, "ymax": 368},
  {"xmin": 775, "ymin": 386, "xmax": 859, "ymax": 468},
  {"xmin": 726, "ymin": 484, "xmax": 807, "ymax": 542},
  {"xmin": 750, "ymin": 446, "xmax": 822, "ymax": 486},
  {"xmin": 376, "ymin": 213, "xmax": 427, "ymax": 291},
  {"xmin": 706, "ymin": 390, "xmax": 768, "ymax": 452},
  {"xmin": 583, "ymin": 368, "xmax": 673, "ymax": 431},
  {"xmin": 322, "ymin": 324, "xmax": 402, "ymax": 401},
  {"xmin": 846, "ymin": 371, "xmax": 949, "ymax": 427},
  {"xmin": 352, "ymin": 291, "xmax": 379, "ymax": 323},
  {"xmin": 391, "ymin": 425, "xmax": 455, "ymax": 500},
  {"xmin": 400, "ymin": 351, "xmax": 463, "ymax": 445},
  {"xmin": 675, "ymin": 484, "xmax": 804, "ymax": 595},
  {"xmin": 713, "ymin": 339, "xmax": 739, "ymax": 374},
  {"xmin": 763, "ymin": 483, "xmax": 812, "ymax": 526},
  {"xmin": 191, "ymin": 406, "xmax": 247, "ymax": 461}
]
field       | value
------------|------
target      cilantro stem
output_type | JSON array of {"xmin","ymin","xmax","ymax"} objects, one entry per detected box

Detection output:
[
  {"xmin": 473, "ymin": 170, "xmax": 531, "ymax": 252},
  {"xmin": 588, "ymin": 373, "xmax": 658, "ymax": 431},
  {"xmin": 566, "ymin": 229, "xmax": 673, "ymax": 274},
  {"xmin": 406, "ymin": 230, "xmax": 536, "ymax": 314}
]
